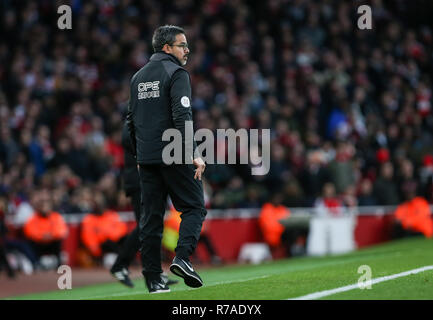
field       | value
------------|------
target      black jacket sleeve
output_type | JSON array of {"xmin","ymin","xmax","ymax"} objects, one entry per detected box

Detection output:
[
  {"xmin": 170, "ymin": 69, "xmax": 198, "ymax": 161},
  {"xmin": 125, "ymin": 100, "xmax": 137, "ymax": 158}
]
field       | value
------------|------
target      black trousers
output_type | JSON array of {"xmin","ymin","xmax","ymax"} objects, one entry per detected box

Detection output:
[
  {"xmin": 281, "ymin": 226, "xmax": 309, "ymax": 257},
  {"xmin": 100, "ymin": 237, "xmax": 127, "ymax": 255},
  {"xmin": 29, "ymin": 240, "xmax": 62, "ymax": 267},
  {"xmin": 111, "ymin": 189, "xmax": 141, "ymax": 271},
  {"xmin": 391, "ymin": 222, "xmax": 423, "ymax": 239},
  {"xmin": 138, "ymin": 164, "xmax": 207, "ymax": 280},
  {"xmin": 0, "ymin": 243, "xmax": 14, "ymax": 277}
]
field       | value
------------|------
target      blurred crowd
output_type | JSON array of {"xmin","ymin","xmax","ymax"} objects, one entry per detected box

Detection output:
[{"xmin": 1, "ymin": 0, "xmax": 433, "ymax": 231}]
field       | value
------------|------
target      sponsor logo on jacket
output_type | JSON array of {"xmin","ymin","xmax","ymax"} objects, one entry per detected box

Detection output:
[{"xmin": 138, "ymin": 81, "xmax": 160, "ymax": 100}]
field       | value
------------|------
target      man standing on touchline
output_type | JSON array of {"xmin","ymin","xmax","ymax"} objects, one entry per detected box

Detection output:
[
  {"xmin": 109, "ymin": 122, "xmax": 178, "ymax": 289},
  {"xmin": 127, "ymin": 25, "xmax": 207, "ymax": 293}
]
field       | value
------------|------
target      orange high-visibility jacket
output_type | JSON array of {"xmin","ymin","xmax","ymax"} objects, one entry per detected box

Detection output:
[
  {"xmin": 165, "ymin": 207, "xmax": 208, "ymax": 235},
  {"xmin": 394, "ymin": 197, "xmax": 433, "ymax": 238},
  {"xmin": 258, "ymin": 203, "xmax": 291, "ymax": 247},
  {"xmin": 165, "ymin": 208, "xmax": 182, "ymax": 232},
  {"xmin": 81, "ymin": 210, "xmax": 128, "ymax": 257},
  {"xmin": 23, "ymin": 211, "xmax": 68, "ymax": 243}
]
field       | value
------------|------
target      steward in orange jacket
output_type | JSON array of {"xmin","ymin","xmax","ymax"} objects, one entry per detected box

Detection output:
[
  {"xmin": 81, "ymin": 210, "xmax": 128, "ymax": 257},
  {"xmin": 165, "ymin": 207, "xmax": 182, "ymax": 233},
  {"xmin": 258, "ymin": 202, "xmax": 291, "ymax": 247},
  {"xmin": 163, "ymin": 206, "xmax": 222, "ymax": 264},
  {"xmin": 394, "ymin": 197, "xmax": 433, "ymax": 238},
  {"xmin": 23, "ymin": 209, "xmax": 68, "ymax": 267},
  {"xmin": 165, "ymin": 206, "xmax": 210, "ymax": 235},
  {"xmin": 23, "ymin": 211, "xmax": 68, "ymax": 243}
]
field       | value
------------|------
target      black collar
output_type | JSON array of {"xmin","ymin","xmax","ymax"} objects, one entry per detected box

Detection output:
[{"xmin": 150, "ymin": 52, "xmax": 181, "ymax": 66}]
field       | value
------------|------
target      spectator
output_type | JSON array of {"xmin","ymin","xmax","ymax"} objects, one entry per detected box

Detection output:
[
  {"xmin": 299, "ymin": 150, "xmax": 332, "ymax": 206},
  {"xmin": 104, "ymin": 128, "xmax": 124, "ymax": 171},
  {"xmin": 23, "ymin": 189, "xmax": 68, "ymax": 268},
  {"xmin": 0, "ymin": 196, "xmax": 15, "ymax": 278},
  {"xmin": 238, "ymin": 184, "xmax": 265, "ymax": 208},
  {"xmin": 0, "ymin": 126, "xmax": 19, "ymax": 169},
  {"xmin": 28, "ymin": 125, "xmax": 54, "ymax": 177},
  {"xmin": 212, "ymin": 176, "xmax": 246, "ymax": 209},
  {"xmin": 373, "ymin": 162, "xmax": 400, "ymax": 205},
  {"xmin": 258, "ymin": 193, "xmax": 292, "ymax": 255},
  {"xmin": 393, "ymin": 185, "xmax": 433, "ymax": 239},
  {"xmin": 341, "ymin": 184, "xmax": 358, "ymax": 209},
  {"xmin": 80, "ymin": 193, "xmax": 128, "ymax": 264},
  {"xmin": 163, "ymin": 206, "xmax": 222, "ymax": 265},
  {"xmin": 66, "ymin": 133, "xmax": 94, "ymax": 181},
  {"xmin": 314, "ymin": 182, "xmax": 344, "ymax": 217},
  {"xmin": 281, "ymin": 180, "xmax": 305, "ymax": 208},
  {"xmin": 397, "ymin": 158, "xmax": 419, "ymax": 201},
  {"xmin": 420, "ymin": 154, "xmax": 433, "ymax": 203},
  {"xmin": 357, "ymin": 179, "xmax": 378, "ymax": 206},
  {"xmin": 328, "ymin": 141, "xmax": 356, "ymax": 194},
  {"xmin": 264, "ymin": 142, "xmax": 290, "ymax": 193}
]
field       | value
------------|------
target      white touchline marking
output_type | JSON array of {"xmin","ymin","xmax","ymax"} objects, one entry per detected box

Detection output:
[
  {"xmin": 289, "ymin": 265, "xmax": 433, "ymax": 300},
  {"xmin": 79, "ymin": 275, "xmax": 271, "ymax": 300},
  {"xmin": 201, "ymin": 275, "xmax": 270, "ymax": 287}
]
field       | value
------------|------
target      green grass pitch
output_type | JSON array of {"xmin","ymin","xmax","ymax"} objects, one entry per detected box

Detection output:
[{"xmin": 5, "ymin": 237, "xmax": 433, "ymax": 300}]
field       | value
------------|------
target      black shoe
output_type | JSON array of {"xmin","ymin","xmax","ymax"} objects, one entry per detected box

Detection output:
[
  {"xmin": 161, "ymin": 273, "xmax": 179, "ymax": 286},
  {"xmin": 110, "ymin": 267, "xmax": 134, "ymax": 288},
  {"xmin": 170, "ymin": 256, "xmax": 203, "ymax": 288},
  {"xmin": 146, "ymin": 278, "xmax": 171, "ymax": 294}
]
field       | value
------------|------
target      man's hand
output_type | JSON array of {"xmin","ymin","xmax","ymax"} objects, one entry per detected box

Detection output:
[{"xmin": 193, "ymin": 157, "xmax": 206, "ymax": 180}]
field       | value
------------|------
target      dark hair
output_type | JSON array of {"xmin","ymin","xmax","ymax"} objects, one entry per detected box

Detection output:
[{"xmin": 152, "ymin": 25, "xmax": 185, "ymax": 52}]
